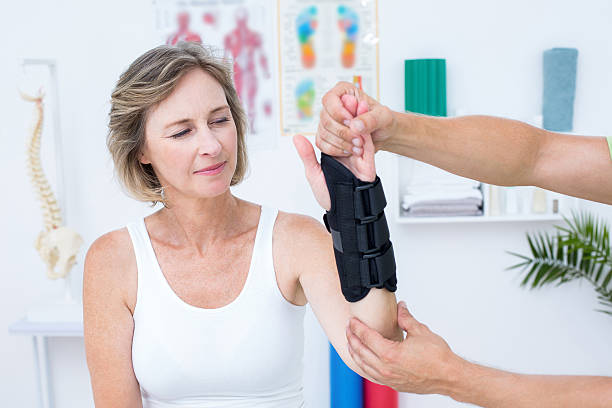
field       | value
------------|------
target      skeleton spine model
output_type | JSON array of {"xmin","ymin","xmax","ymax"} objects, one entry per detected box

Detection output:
[
  {"xmin": 22, "ymin": 90, "xmax": 83, "ymax": 280},
  {"xmin": 23, "ymin": 91, "xmax": 62, "ymax": 230}
]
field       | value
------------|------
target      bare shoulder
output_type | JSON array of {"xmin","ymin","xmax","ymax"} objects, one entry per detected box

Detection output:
[
  {"xmin": 83, "ymin": 227, "xmax": 136, "ymax": 311},
  {"xmin": 273, "ymin": 211, "xmax": 334, "ymax": 269},
  {"xmin": 272, "ymin": 211, "xmax": 333, "ymax": 306},
  {"xmin": 85, "ymin": 228, "xmax": 134, "ymax": 279},
  {"xmin": 274, "ymin": 211, "xmax": 330, "ymax": 247}
]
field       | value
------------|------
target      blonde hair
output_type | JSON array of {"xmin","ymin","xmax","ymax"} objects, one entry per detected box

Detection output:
[{"xmin": 107, "ymin": 41, "xmax": 249, "ymax": 204}]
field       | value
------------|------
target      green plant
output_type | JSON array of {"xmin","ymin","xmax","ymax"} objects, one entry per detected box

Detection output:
[{"xmin": 507, "ymin": 211, "xmax": 612, "ymax": 315}]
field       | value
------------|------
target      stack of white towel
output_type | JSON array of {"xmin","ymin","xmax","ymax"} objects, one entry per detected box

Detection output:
[{"xmin": 401, "ymin": 162, "xmax": 483, "ymax": 217}]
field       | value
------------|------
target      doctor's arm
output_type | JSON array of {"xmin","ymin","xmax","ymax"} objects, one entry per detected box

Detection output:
[
  {"xmin": 346, "ymin": 302, "xmax": 612, "ymax": 408},
  {"xmin": 317, "ymin": 81, "xmax": 612, "ymax": 205}
]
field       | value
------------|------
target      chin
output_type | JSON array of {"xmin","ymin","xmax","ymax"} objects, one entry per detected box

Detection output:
[{"xmin": 196, "ymin": 178, "xmax": 232, "ymax": 198}]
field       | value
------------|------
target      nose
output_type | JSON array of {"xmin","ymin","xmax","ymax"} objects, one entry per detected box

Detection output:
[{"xmin": 196, "ymin": 127, "xmax": 222, "ymax": 157}]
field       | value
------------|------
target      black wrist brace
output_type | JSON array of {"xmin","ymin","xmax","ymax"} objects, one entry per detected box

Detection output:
[{"xmin": 320, "ymin": 153, "xmax": 397, "ymax": 302}]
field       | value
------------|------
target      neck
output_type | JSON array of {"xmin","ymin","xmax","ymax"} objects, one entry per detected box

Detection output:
[{"xmin": 156, "ymin": 189, "xmax": 242, "ymax": 251}]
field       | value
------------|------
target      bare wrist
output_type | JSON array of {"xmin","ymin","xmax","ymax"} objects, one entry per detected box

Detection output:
[
  {"xmin": 445, "ymin": 357, "xmax": 517, "ymax": 407},
  {"xmin": 434, "ymin": 353, "xmax": 472, "ymax": 399},
  {"xmin": 379, "ymin": 110, "xmax": 421, "ymax": 156}
]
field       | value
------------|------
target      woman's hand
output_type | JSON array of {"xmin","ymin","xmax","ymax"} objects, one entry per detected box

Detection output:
[{"xmin": 294, "ymin": 94, "xmax": 376, "ymax": 211}]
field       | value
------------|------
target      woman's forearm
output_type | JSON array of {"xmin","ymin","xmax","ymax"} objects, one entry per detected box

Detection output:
[{"xmin": 447, "ymin": 359, "xmax": 612, "ymax": 408}]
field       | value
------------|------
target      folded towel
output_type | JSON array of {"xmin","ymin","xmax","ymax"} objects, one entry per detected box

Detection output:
[
  {"xmin": 402, "ymin": 191, "xmax": 483, "ymax": 210},
  {"xmin": 406, "ymin": 162, "xmax": 481, "ymax": 189},
  {"xmin": 403, "ymin": 205, "xmax": 483, "ymax": 217},
  {"xmin": 405, "ymin": 184, "xmax": 482, "ymax": 194},
  {"xmin": 543, "ymin": 47, "xmax": 578, "ymax": 132}
]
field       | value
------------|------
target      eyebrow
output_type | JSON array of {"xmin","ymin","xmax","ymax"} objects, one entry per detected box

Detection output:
[{"xmin": 163, "ymin": 105, "xmax": 231, "ymax": 130}]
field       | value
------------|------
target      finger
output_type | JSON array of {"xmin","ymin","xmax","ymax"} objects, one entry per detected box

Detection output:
[
  {"xmin": 354, "ymin": 98, "xmax": 373, "ymax": 151},
  {"xmin": 317, "ymin": 119, "xmax": 355, "ymax": 154},
  {"xmin": 293, "ymin": 134, "xmax": 319, "ymax": 175},
  {"xmin": 348, "ymin": 317, "xmax": 396, "ymax": 358},
  {"xmin": 349, "ymin": 109, "xmax": 381, "ymax": 135},
  {"xmin": 322, "ymin": 81, "xmax": 358, "ymax": 123},
  {"xmin": 347, "ymin": 336, "xmax": 386, "ymax": 384},
  {"xmin": 341, "ymin": 94, "xmax": 358, "ymax": 117},
  {"xmin": 356, "ymin": 97, "xmax": 369, "ymax": 116},
  {"xmin": 346, "ymin": 326, "xmax": 388, "ymax": 375},
  {"xmin": 293, "ymin": 134, "xmax": 331, "ymax": 210},
  {"xmin": 317, "ymin": 124, "xmax": 361, "ymax": 156},
  {"xmin": 315, "ymin": 132, "xmax": 352, "ymax": 157},
  {"xmin": 319, "ymin": 111, "xmax": 363, "ymax": 152},
  {"xmin": 348, "ymin": 345, "xmax": 385, "ymax": 384},
  {"xmin": 397, "ymin": 302, "xmax": 422, "ymax": 334},
  {"xmin": 317, "ymin": 123, "xmax": 361, "ymax": 157}
]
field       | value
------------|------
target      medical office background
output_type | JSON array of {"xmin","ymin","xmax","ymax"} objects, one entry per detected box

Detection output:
[{"xmin": 1, "ymin": 0, "xmax": 612, "ymax": 407}]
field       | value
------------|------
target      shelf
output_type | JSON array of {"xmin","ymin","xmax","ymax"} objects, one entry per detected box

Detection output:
[
  {"xmin": 8, "ymin": 318, "xmax": 83, "ymax": 337},
  {"xmin": 392, "ymin": 153, "xmax": 580, "ymax": 225},
  {"xmin": 396, "ymin": 213, "xmax": 564, "ymax": 224}
]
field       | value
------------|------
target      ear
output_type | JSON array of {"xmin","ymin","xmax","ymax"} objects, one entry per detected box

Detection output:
[{"xmin": 139, "ymin": 149, "xmax": 151, "ymax": 165}]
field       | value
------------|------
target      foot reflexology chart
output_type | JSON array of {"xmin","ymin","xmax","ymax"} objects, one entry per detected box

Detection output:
[{"xmin": 278, "ymin": 0, "xmax": 379, "ymax": 135}]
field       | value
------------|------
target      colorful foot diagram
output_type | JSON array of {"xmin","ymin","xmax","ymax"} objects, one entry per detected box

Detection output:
[
  {"xmin": 295, "ymin": 79, "xmax": 315, "ymax": 120},
  {"xmin": 338, "ymin": 5, "xmax": 359, "ymax": 68},
  {"xmin": 296, "ymin": 6, "xmax": 318, "ymax": 69}
]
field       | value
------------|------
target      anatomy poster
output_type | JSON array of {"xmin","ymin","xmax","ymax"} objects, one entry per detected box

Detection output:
[
  {"xmin": 278, "ymin": 0, "xmax": 379, "ymax": 135},
  {"xmin": 153, "ymin": 0, "xmax": 277, "ymax": 148}
]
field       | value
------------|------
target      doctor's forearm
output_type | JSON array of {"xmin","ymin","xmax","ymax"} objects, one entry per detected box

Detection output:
[
  {"xmin": 382, "ymin": 113, "xmax": 544, "ymax": 187},
  {"xmin": 447, "ymin": 359, "xmax": 612, "ymax": 408},
  {"xmin": 381, "ymin": 113, "xmax": 612, "ymax": 204}
]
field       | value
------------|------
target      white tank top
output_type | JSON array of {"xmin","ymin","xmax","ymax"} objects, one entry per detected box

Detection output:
[{"xmin": 126, "ymin": 206, "xmax": 306, "ymax": 408}]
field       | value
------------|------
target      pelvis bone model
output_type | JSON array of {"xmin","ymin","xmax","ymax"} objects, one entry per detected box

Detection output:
[{"xmin": 22, "ymin": 89, "xmax": 83, "ymax": 280}]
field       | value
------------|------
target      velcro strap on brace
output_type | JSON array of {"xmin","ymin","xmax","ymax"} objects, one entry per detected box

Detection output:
[{"xmin": 320, "ymin": 153, "xmax": 397, "ymax": 302}]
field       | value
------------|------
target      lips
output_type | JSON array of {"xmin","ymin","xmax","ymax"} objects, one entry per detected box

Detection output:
[{"xmin": 194, "ymin": 161, "xmax": 226, "ymax": 173}]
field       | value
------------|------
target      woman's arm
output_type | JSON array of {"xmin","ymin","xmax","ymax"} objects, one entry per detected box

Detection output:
[
  {"xmin": 83, "ymin": 230, "xmax": 143, "ymax": 408},
  {"xmin": 291, "ymin": 92, "xmax": 401, "ymax": 376},
  {"xmin": 274, "ymin": 212, "xmax": 402, "ymax": 380}
]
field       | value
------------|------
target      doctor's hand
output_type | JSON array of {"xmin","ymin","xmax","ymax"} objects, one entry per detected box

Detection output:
[
  {"xmin": 346, "ymin": 301, "xmax": 461, "ymax": 395},
  {"xmin": 294, "ymin": 94, "xmax": 376, "ymax": 211},
  {"xmin": 317, "ymin": 81, "xmax": 397, "ymax": 156}
]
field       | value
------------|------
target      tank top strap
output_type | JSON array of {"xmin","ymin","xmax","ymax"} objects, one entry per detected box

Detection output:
[
  {"xmin": 256, "ymin": 205, "xmax": 279, "ymax": 259},
  {"xmin": 125, "ymin": 219, "xmax": 155, "ymax": 312},
  {"xmin": 251, "ymin": 206, "xmax": 304, "ymax": 310},
  {"xmin": 126, "ymin": 220, "xmax": 148, "ymax": 267}
]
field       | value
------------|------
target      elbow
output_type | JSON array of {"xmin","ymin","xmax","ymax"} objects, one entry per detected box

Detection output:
[
  {"xmin": 380, "ymin": 313, "xmax": 403, "ymax": 342},
  {"xmin": 350, "ymin": 288, "xmax": 402, "ymax": 341}
]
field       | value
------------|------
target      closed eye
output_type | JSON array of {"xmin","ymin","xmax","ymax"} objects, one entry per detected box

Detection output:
[
  {"xmin": 170, "ymin": 128, "xmax": 191, "ymax": 138},
  {"xmin": 211, "ymin": 117, "xmax": 230, "ymax": 125}
]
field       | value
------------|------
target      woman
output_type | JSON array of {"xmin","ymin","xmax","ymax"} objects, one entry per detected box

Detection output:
[{"xmin": 83, "ymin": 41, "xmax": 400, "ymax": 407}]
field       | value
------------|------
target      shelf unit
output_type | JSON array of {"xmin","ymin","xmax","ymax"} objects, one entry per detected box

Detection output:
[
  {"xmin": 395, "ymin": 213, "xmax": 565, "ymax": 224},
  {"xmin": 392, "ymin": 154, "xmax": 580, "ymax": 225}
]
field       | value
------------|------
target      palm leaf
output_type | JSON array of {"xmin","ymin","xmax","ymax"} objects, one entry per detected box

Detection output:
[{"xmin": 509, "ymin": 210, "xmax": 612, "ymax": 316}]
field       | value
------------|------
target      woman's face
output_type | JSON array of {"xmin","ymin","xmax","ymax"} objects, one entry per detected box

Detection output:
[{"xmin": 141, "ymin": 68, "xmax": 238, "ymax": 200}]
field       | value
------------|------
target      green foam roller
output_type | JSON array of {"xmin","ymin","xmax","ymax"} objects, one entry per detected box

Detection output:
[{"xmin": 404, "ymin": 59, "xmax": 447, "ymax": 117}]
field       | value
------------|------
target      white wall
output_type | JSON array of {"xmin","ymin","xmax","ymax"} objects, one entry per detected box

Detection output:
[{"xmin": 1, "ymin": 1, "xmax": 611, "ymax": 407}]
